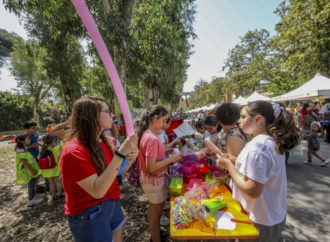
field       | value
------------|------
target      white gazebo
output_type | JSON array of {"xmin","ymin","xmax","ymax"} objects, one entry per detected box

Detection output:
[
  {"xmin": 273, "ymin": 74, "xmax": 330, "ymax": 102},
  {"xmin": 233, "ymin": 96, "xmax": 248, "ymax": 105},
  {"xmin": 246, "ymin": 91, "xmax": 271, "ymax": 103}
]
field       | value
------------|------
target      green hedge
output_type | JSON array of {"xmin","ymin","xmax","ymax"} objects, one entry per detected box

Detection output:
[{"xmin": 0, "ymin": 92, "xmax": 33, "ymax": 131}]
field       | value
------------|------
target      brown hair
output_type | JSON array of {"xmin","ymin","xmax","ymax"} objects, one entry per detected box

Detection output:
[
  {"xmin": 40, "ymin": 134, "xmax": 56, "ymax": 156},
  {"xmin": 68, "ymin": 96, "xmax": 115, "ymax": 174},
  {"xmin": 15, "ymin": 134, "xmax": 28, "ymax": 151},
  {"xmin": 137, "ymin": 105, "xmax": 168, "ymax": 147},
  {"xmin": 247, "ymin": 101, "xmax": 300, "ymax": 154}
]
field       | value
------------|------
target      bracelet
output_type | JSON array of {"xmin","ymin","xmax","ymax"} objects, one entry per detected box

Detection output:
[{"xmin": 115, "ymin": 150, "xmax": 127, "ymax": 159}]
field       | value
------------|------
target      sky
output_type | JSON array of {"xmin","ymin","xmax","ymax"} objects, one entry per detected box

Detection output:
[{"xmin": 0, "ymin": 0, "xmax": 281, "ymax": 93}]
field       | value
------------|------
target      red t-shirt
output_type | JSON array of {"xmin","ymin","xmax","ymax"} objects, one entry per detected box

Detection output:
[{"xmin": 60, "ymin": 139, "xmax": 120, "ymax": 216}]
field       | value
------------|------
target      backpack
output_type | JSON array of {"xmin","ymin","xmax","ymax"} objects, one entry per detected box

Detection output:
[
  {"xmin": 38, "ymin": 150, "xmax": 57, "ymax": 170},
  {"xmin": 128, "ymin": 159, "xmax": 140, "ymax": 188}
]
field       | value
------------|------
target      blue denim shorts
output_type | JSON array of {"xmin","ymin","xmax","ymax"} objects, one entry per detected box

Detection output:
[{"xmin": 67, "ymin": 199, "xmax": 125, "ymax": 242}]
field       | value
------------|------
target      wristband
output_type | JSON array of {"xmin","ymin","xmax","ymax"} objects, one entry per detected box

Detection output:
[{"xmin": 115, "ymin": 150, "xmax": 127, "ymax": 159}]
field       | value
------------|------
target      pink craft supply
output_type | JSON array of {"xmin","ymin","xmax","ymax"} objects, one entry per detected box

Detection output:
[
  {"xmin": 209, "ymin": 165, "xmax": 219, "ymax": 173},
  {"xmin": 181, "ymin": 161, "xmax": 196, "ymax": 175},
  {"xmin": 181, "ymin": 152, "xmax": 197, "ymax": 162},
  {"xmin": 187, "ymin": 179, "xmax": 202, "ymax": 190},
  {"xmin": 203, "ymin": 185, "xmax": 210, "ymax": 192},
  {"xmin": 198, "ymin": 158, "xmax": 208, "ymax": 165},
  {"xmin": 71, "ymin": 0, "xmax": 134, "ymax": 136},
  {"xmin": 185, "ymin": 173, "xmax": 197, "ymax": 183},
  {"xmin": 214, "ymin": 172, "xmax": 222, "ymax": 178}
]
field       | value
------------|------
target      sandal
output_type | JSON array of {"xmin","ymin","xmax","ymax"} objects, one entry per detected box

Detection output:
[
  {"xmin": 303, "ymin": 161, "xmax": 312, "ymax": 165},
  {"xmin": 320, "ymin": 160, "xmax": 329, "ymax": 167}
]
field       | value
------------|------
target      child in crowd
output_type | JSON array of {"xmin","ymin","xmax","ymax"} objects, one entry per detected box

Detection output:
[
  {"xmin": 23, "ymin": 121, "xmax": 39, "ymax": 160},
  {"xmin": 303, "ymin": 121, "xmax": 329, "ymax": 167},
  {"xmin": 195, "ymin": 115, "xmax": 221, "ymax": 165},
  {"xmin": 158, "ymin": 117, "xmax": 180, "ymax": 153},
  {"xmin": 203, "ymin": 115, "xmax": 220, "ymax": 143},
  {"xmin": 39, "ymin": 134, "xmax": 64, "ymax": 201},
  {"xmin": 24, "ymin": 121, "xmax": 43, "ymax": 190},
  {"xmin": 217, "ymin": 101, "xmax": 300, "ymax": 242},
  {"xmin": 15, "ymin": 134, "xmax": 43, "ymax": 206},
  {"xmin": 194, "ymin": 120, "xmax": 205, "ymax": 135},
  {"xmin": 137, "ymin": 105, "xmax": 181, "ymax": 242}
]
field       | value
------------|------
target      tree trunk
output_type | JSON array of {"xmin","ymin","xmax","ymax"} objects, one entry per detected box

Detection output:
[
  {"xmin": 59, "ymin": 72, "xmax": 73, "ymax": 115},
  {"xmin": 142, "ymin": 79, "xmax": 159, "ymax": 107},
  {"xmin": 104, "ymin": 0, "xmax": 136, "ymax": 94},
  {"xmin": 33, "ymin": 99, "xmax": 40, "ymax": 124},
  {"xmin": 113, "ymin": 43, "xmax": 127, "ymax": 93}
]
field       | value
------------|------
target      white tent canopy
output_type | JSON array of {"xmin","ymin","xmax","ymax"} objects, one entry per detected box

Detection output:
[
  {"xmin": 246, "ymin": 91, "xmax": 271, "ymax": 103},
  {"xmin": 233, "ymin": 96, "xmax": 248, "ymax": 105},
  {"xmin": 273, "ymin": 74, "xmax": 330, "ymax": 102}
]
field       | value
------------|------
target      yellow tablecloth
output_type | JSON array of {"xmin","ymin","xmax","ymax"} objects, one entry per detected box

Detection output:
[{"xmin": 170, "ymin": 184, "xmax": 259, "ymax": 240}]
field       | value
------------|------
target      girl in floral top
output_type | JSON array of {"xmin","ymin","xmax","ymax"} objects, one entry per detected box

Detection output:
[{"xmin": 205, "ymin": 102, "xmax": 246, "ymax": 163}]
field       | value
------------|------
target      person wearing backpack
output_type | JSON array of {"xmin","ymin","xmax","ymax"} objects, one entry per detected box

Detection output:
[
  {"xmin": 15, "ymin": 134, "xmax": 43, "ymax": 206},
  {"xmin": 39, "ymin": 134, "xmax": 64, "ymax": 201}
]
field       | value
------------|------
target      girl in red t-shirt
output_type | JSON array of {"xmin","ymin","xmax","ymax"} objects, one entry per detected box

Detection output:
[
  {"xmin": 60, "ymin": 96, "xmax": 138, "ymax": 242},
  {"xmin": 137, "ymin": 105, "xmax": 181, "ymax": 242}
]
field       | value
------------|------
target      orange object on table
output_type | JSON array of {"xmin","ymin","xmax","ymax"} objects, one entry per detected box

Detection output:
[{"xmin": 170, "ymin": 184, "xmax": 259, "ymax": 240}]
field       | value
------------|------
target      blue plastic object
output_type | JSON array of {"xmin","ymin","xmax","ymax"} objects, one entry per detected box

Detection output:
[{"xmin": 118, "ymin": 158, "xmax": 130, "ymax": 175}]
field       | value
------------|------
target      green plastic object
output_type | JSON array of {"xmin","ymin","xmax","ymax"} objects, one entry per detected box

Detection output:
[
  {"xmin": 205, "ymin": 173, "xmax": 216, "ymax": 182},
  {"xmin": 169, "ymin": 178, "xmax": 183, "ymax": 196},
  {"xmin": 204, "ymin": 200, "xmax": 227, "ymax": 213}
]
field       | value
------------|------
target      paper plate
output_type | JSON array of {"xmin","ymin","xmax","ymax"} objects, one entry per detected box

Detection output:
[{"xmin": 214, "ymin": 211, "xmax": 236, "ymax": 230}]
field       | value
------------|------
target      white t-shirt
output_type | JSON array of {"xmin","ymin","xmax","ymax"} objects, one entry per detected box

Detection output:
[
  {"xmin": 232, "ymin": 134, "xmax": 287, "ymax": 226},
  {"xmin": 157, "ymin": 130, "xmax": 168, "ymax": 145},
  {"xmin": 204, "ymin": 130, "xmax": 218, "ymax": 143}
]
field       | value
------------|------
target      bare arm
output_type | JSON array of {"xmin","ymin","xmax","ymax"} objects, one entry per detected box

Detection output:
[
  {"xmin": 146, "ymin": 154, "xmax": 181, "ymax": 174},
  {"xmin": 311, "ymin": 112, "xmax": 319, "ymax": 121},
  {"xmin": 27, "ymin": 144, "xmax": 38, "ymax": 149},
  {"xmin": 216, "ymin": 154, "xmax": 264, "ymax": 199},
  {"xmin": 21, "ymin": 159, "xmax": 37, "ymax": 176},
  {"xmin": 77, "ymin": 155, "xmax": 125, "ymax": 199},
  {"xmin": 204, "ymin": 140, "xmax": 221, "ymax": 155},
  {"xmin": 166, "ymin": 137, "xmax": 180, "ymax": 148},
  {"xmin": 50, "ymin": 119, "xmax": 71, "ymax": 138},
  {"xmin": 77, "ymin": 136, "xmax": 138, "ymax": 199},
  {"xmin": 226, "ymin": 136, "xmax": 245, "ymax": 157}
]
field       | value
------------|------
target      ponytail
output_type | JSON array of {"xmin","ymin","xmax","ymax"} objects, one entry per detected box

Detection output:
[
  {"xmin": 40, "ymin": 134, "xmax": 56, "ymax": 156},
  {"xmin": 137, "ymin": 105, "xmax": 168, "ymax": 147},
  {"xmin": 247, "ymin": 101, "xmax": 300, "ymax": 154}
]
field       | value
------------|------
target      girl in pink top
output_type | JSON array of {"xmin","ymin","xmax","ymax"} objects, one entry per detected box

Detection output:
[{"xmin": 137, "ymin": 105, "xmax": 181, "ymax": 242}]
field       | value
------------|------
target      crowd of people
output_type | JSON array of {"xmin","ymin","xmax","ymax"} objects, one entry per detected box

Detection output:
[{"xmin": 13, "ymin": 96, "xmax": 329, "ymax": 242}]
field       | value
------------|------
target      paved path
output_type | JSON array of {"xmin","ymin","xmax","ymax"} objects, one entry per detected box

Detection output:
[{"xmin": 281, "ymin": 138, "xmax": 330, "ymax": 242}]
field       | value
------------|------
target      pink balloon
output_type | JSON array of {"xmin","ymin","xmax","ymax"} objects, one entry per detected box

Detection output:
[{"xmin": 71, "ymin": 0, "xmax": 134, "ymax": 137}]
